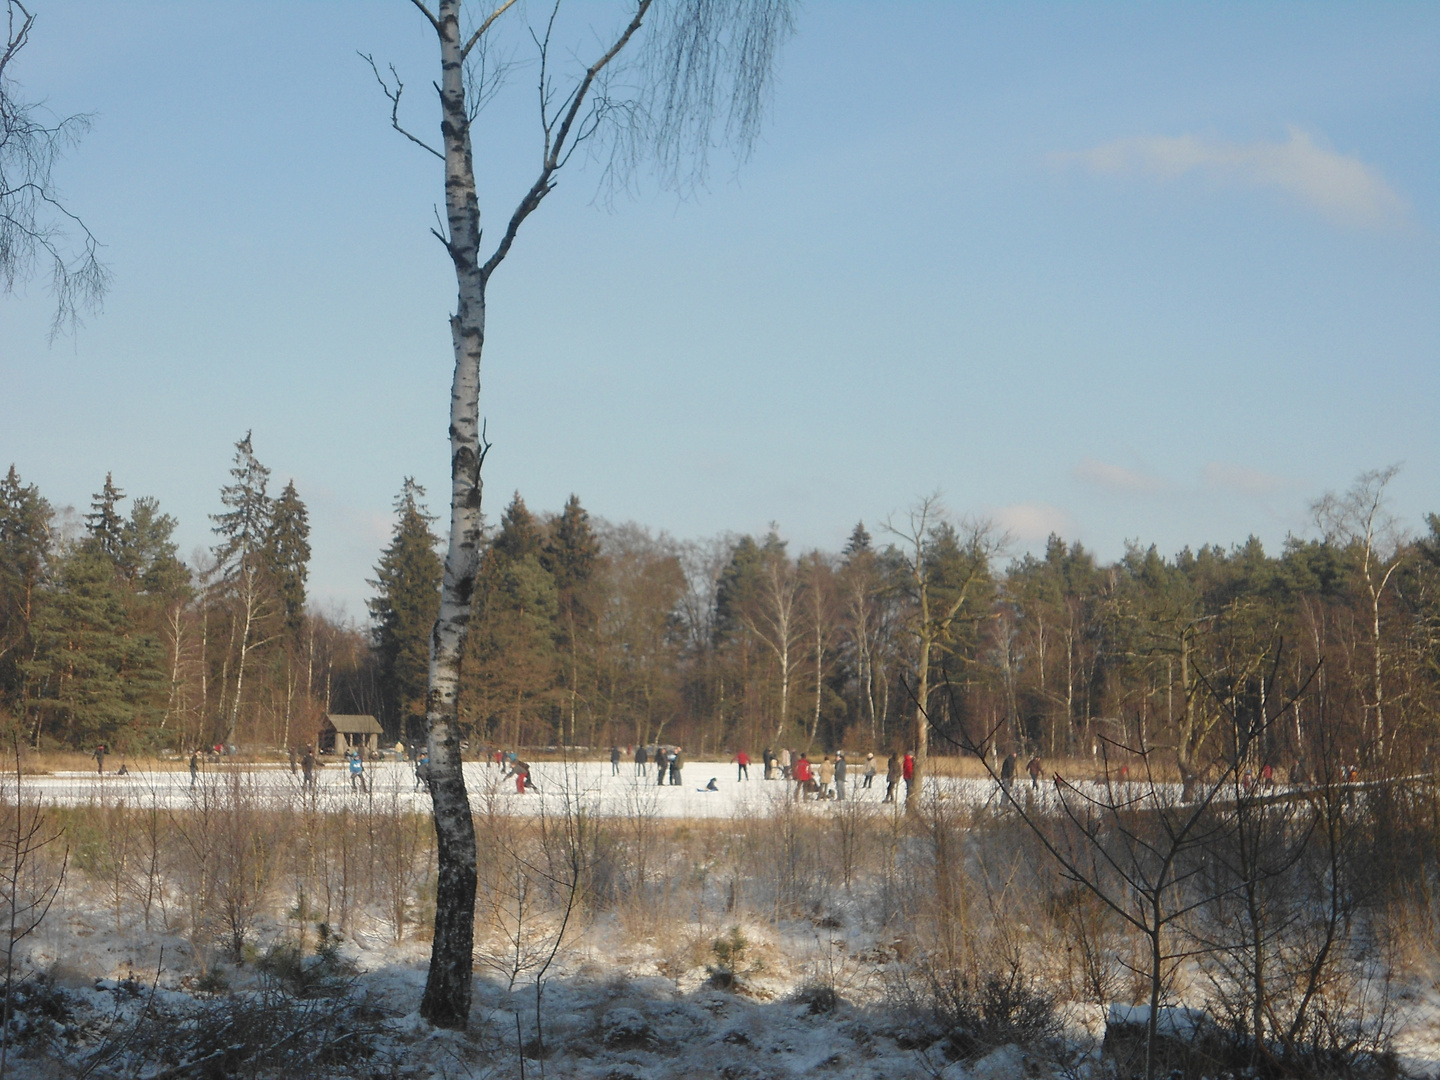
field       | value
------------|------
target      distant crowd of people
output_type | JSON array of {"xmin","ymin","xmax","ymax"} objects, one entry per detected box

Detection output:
[{"xmin": 156, "ymin": 737, "xmax": 1374, "ymax": 809}]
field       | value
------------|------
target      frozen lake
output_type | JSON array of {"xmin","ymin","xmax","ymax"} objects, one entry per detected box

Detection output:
[{"xmin": 11, "ymin": 758, "xmax": 1069, "ymax": 818}]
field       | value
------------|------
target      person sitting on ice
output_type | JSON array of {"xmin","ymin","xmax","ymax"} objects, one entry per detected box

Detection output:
[{"xmin": 701, "ymin": 777, "xmax": 719, "ymax": 792}]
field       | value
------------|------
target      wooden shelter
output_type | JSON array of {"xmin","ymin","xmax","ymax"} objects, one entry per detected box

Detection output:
[{"xmin": 319, "ymin": 714, "xmax": 384, "ymax": 755}]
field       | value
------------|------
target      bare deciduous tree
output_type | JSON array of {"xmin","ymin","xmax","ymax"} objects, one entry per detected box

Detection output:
[
  {"xmin": 0, "ymin": 0, "xmax": 108, "ymax": 336},
  {"xmin": 885, "ymin": 496, "xmax": 1002, "ymax": 813},
  {"xmin": 369, "ymin": 0, "xmax": 792, "ymax": 1027}
]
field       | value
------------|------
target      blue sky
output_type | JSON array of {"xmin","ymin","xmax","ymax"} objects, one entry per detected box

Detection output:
[{"xmin": 2, "ymin": 2, "xmax": 1436, "ymax": 616}]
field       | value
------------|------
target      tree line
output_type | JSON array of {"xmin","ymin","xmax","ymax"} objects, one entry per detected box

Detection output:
[
  {"xmin": 4, "ymin": 456, "xmax": 1437, "ymax": 780},
  {"xmin": 375, "ymin": 470, "xmax": 1439, "ymax": 785},
  {"xmin": 0, "ymin": 435, "xmax": 375, "ymax": 753}
]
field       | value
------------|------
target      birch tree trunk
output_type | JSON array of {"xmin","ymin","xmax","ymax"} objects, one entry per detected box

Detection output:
[
  {"xmin": 418, "ymin": 0, "xmax": 484, "ymax": 1029},
  {"xmin": 160, "ymin": 602, "xmax": 185, "ymax": 731},
  {"xmin": 226, "ymin": 566, "xmax": 258, "ymax": 744}
]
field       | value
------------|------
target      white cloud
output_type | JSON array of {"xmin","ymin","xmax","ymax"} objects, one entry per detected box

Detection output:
[
  {"xmin": 991, "ymin": 502, "xmax": 1079, "ymax": 543},
  {"xmin": 1072, "ymin": 457, "xmax": 1165, "ymax": 495},
  {"xmin": 1060, "ymin": 128, "xmax": 1408, "ymax": 229},
  {"xmin": 1203, "ymin": 462, "xmax": 1284, "ymax": 497}
]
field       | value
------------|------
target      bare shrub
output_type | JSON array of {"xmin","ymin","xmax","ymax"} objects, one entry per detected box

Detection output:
[
  {"xmin": 0, "ymin": 752, "xmax": 66, "ymax": 1080},
  {"xmin": 71, "ymin": 983, "xmax": 389, "ymax": 1078},
  {"xmin": 909, "ymin": 952, "xmax": 1060, "ymax": 1060}
]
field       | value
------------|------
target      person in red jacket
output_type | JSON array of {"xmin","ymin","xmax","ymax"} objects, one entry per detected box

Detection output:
[
  {"xmin": 793, "ymin": 754, "xmax": 812, "ymax": 800},
  {"xmin": 733, "ymin": 749, "xmax": 750, "ymax": 781},
  {"xmin": 902, "ymin": 751, "xmax": 915, "ymax": 801}
]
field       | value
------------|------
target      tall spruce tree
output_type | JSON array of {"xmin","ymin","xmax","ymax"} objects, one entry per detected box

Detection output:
[
  {"xmin": 369, "ymin": 479, "xmax": 443, "ymax": 738},
  {"xmin": 461, "ymin": 492, "xmax": 560, "ymax": 745},
  {"xmin": 493, "ymin": 492, "xmax": 542, "ymax": 561},
  {"xmin": 542, "ymin": 494, "xmax": 601, "ymax": 743},
  {"xmin": 266, "ymin": 479, "xmax": 311, "ymax": 639},
  {"xmin": 211, "ymin": 432, "xmax": 273, "ymax": 578},
  {"xmin": 84, "ymin": 472, "xmax": 126, "ymax": 561},
  {"xmin": 210, "ymin": 432, "xmax": 278, "ymax": 742}
]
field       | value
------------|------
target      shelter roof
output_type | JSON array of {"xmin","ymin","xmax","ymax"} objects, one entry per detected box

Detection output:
[{"xmin": 323, "ymin": 714, "xmax": 384, "ymax": 735}]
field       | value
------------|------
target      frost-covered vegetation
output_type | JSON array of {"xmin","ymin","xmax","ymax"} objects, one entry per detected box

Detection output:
[{"xmin": 2, "ymin": 752, "xmax": 1438, "ymax": 1079}]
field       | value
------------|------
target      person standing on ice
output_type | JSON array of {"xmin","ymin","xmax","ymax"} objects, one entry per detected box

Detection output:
[
  {"xmin": 302, "ymin": 746, "xmax": 316, "ymax": 789},
  {"xmin": 733, "ymin": 749, "xmax": 750, "ymax": 781},
  {"xmin": 610, "ymin": 746, "xmax": 621, "ymax": 775},
  {"xmin": 779, "ymin": 747, "xmax": 791, "ymax": 780},
  {"xmin": 884, "ymin": 753, "xmax": 899, "ymax": 803},
  {"xmin": 793, "ymin": 754, "xmax": 812, "ymax": 800},
  {"xmin": 818, "ymin": 756, "xmax": 834, "ymax": 799},
  {"xmin": 635, "ymin": 744, "xmax": 648, "ymax": 776},
  {"xmin": 189, "ymin": 749, "xmax": 199, "ymax": 787},
  {"xmin": 348, "ymin": 751, "xmax": 367, "ymax": 793},
  {"xmin": 835, "ymin": 752, "xmax": 848, "ymax": 800},
  {"xmin": 1001, "ymin": 751, "xmax": 1017, "ymax": 800},
  {"xmin": 902, "ymin": 751, "xmax": 915, "ymax": 801},
  {"xmin": 863, "ymin": 752, "xmax": 876, "ymax": 790},
  {"xmin": 762, "ymin": 748, "xmax": 775, "ymax": 780},
  {"xmin": 657, "ymin": 747, "xmax": 668, "ymax": 786},
  {"xmin": 670, "ymin": 749, "xmax": 684, "ymax": 786}
]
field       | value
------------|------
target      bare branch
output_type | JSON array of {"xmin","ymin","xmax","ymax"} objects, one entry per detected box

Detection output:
[
  {"xmin": 460, "ymin": 0, "xmax": 520, "ymax": 59},
  {"xmin": 2, "ymin": 0, "xmax": 109, "ymax": 338},
  {"xmin": 482, "ymin": 1, "xmax": 654, "ymax": 280},
  {"xmin": 359, "ymin": 52, "xmax": 444, "ymax": 160},
  {"xmin": 407, "ymin": 0, "xmax": 440, "ymax": 33}
]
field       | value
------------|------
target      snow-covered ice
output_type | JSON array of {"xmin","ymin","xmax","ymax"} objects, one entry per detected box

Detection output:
[{"xmin": 19, "ymin": 757, "xmax": 1071, "ymax": 818}]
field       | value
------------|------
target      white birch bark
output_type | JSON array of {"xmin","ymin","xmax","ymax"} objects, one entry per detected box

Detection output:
[
  {"xmin": 417, "ymin": 1, "xmax": 485, "ymax": 1029},
  {"xmin": 227, "ymin": 566, "xmax": 257, "ymax": 743}
]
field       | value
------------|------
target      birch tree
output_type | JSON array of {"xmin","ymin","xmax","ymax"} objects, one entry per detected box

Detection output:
[
  {"xmin": 368, "ymin": 0, "xmax": 792, "ymax": 1027},
  {"xmin": 745, "ymin": 540, "xmax": 804, "ymax": 740},
  {"xmin": 1312, "ymin": 465, "xmax": 1405, "ymax": 762}
]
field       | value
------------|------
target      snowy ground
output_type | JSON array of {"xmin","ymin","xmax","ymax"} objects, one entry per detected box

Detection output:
[
  {"xmin": 12, "ymin": 870, "xmax": 1090, "ymax": 1080},
  {"xmin": 9, "ymin": 762, "xmax": 1439, "ymax": 1079},
  {"xmin": 21, "ymin": 758, "xmax": 1066, "ymax": 818}
]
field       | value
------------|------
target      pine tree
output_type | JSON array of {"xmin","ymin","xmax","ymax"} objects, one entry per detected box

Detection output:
[
  {"xmin": 118, "ymin": 496, "xmax": 190, "ymax": 600},
  {"xmin": 24, "ymin": 543, "xmax": 165, "ymax": 748},
  {"xmin": 0, "ymin": 466, "xmax": 52, "ymax": 700},
  {"xmin": 84, "ymin": 472, "xmax": 126, "ymax": 561},
  {"xmin": 266, "ymin": 479, "xmax": 311, "ymax": 639},
  {"xmin": 369, "ymin": 479, "xmax": 442, "ymax": 737}
]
